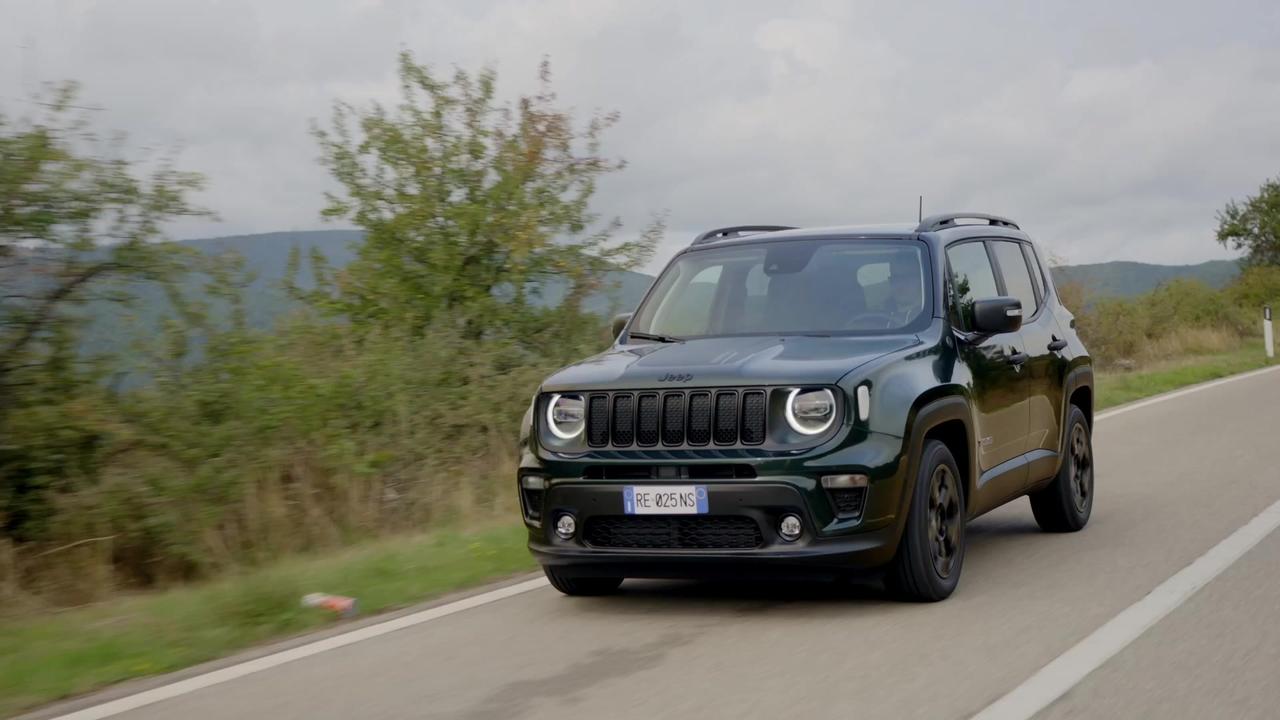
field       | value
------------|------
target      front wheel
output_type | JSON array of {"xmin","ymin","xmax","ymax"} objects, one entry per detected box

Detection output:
[
  {"xmin": 885, "ymin": 439, "xmax": 966, "ymax": 602},
  {"xmin": 543, "ymin": 567, "xmax": 623, "ymax": 596},
  {"xmin": 1030, "ymin": 405, "xmax": 1094, "ymax": 532}
]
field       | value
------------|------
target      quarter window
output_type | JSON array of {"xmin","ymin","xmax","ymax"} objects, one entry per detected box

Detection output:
[
  {"xmin": 1023, "ymin": 243, "xmax": 1046, "ymax": 303},
  {"xmin": 991, "ymin": 241, "xmax": 1039, "ymax": 317},
  {"xmin": 945, "ymin": 242, "xmax": 999, "ymax": 331}
]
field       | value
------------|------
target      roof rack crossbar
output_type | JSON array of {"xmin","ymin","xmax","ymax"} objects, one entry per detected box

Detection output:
[
  {"xmin": 915, "ymin": 213, "xmax": 1020, "ymax": 233},
  {"xmin": 692, "ymin": 225, "xmax": 798, "ymax": 245}
]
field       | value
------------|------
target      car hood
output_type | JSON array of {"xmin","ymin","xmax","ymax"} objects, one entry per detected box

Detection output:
[{"xmin": 541, "ymin": 335, "xmax": 919, "ymax": 392}]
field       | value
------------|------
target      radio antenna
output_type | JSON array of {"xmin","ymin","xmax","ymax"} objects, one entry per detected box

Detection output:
[{"xmin": 918, "ymin": 195, "xmax": 923, "ymax": 222}]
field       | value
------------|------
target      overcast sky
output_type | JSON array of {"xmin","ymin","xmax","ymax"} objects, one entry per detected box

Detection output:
[{"xmin": 2, "ymin": 0, "xmax": 1278, "ymax": 271}]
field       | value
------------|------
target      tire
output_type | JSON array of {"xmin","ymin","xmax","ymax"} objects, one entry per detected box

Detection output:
[
  {"xmin": 1030, "ymin": 405, "xmax": 1094, "ymax": 532},
  {"xmin": 885, "ymin": 439, "xmax": 966, "ymax": 602},
  {"xmin": 543, "ymin": 566, "xmax": 623, "ymax": 596}
]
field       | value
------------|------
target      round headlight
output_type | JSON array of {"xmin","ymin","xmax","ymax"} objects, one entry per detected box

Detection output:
[
  {"xmin": 785, "ymin": 388, "xmax": 836, "ymax": 435},
  {"xmin": 546, "ymin": 394, "xmax": 585, "ymax": 440}
]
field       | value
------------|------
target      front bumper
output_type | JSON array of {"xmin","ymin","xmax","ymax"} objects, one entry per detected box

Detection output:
[{"xmin": 526, "ymin": 480, "xmax": 905, "ymax": 580}]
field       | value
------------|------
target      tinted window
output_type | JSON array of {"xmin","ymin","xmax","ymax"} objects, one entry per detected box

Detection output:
[
  {"xmin": 991, "ymin": 241, "xmax": 1038, "ymax": 316},
  {"xmin": 946, "ymin": 242, "xmax": 999, "ymax": 331},
  {"xmin": 630, "ymin": 239, "xmax": 930, "ymax": 338},
  {"xmin": 1022, "ymin": 244, "xmax": 1044, "ymax": 301}
]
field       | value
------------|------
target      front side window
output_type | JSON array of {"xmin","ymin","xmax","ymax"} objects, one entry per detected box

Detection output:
[
  {"xmin": 629, "ymin": 239, "xmax": 931, "ymax": 339},
  {"xmin": 946, "ymin": 241, "xmax": 999, "ymax": 331}
]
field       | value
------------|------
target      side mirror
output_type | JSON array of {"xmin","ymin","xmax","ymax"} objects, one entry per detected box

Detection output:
[
  {"xmin": 971, "ymin": 296, "xmax": 1023, "ymax": 334},
  {"xmin": 611, "ymin": 312, "xmax": 633, "ymax": 340}
]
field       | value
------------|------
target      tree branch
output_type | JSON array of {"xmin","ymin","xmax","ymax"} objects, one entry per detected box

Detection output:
[{"xmin": 0, "ymin": 261, "xmax": 118, "ymax": 366}]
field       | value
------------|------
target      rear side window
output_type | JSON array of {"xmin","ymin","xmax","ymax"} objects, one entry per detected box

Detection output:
[
  {"xmin": 946, "ymin": 242, "xmax": 999, "ymax": 331},
  {"xmin": 991, "ymin": 241, "xmax": 1039, "ymax": 316}
]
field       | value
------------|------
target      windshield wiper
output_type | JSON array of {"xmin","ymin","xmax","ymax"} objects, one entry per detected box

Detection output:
[{"xmin": 627, "ymin": 331, "xmax": 685, "ymax": 344}]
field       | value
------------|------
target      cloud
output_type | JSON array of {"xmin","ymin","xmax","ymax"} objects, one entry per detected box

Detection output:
[{"xmin": 1, "ymin": 0, "xmax": 1277, "ymax": 270}]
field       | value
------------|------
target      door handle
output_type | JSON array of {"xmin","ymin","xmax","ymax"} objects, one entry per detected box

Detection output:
[
  {"xmin": 1008, "ymin": 351, "xmax": 1029, "ymax": 366},
  {"xmin": 1048, "ymin": 336, "xmax": 1068, "ymax": 352}
]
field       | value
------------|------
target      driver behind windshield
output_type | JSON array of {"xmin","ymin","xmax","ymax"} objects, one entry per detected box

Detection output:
[
  {"xmin": 885, "ymin": 254, "xmax": 924, "ymax": 326},
  {"xmin": 629, "ymin": 239, "xmax": 929, "ymax": 339}
]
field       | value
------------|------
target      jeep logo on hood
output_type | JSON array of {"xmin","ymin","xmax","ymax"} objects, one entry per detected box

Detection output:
[{"xmin": 658, "ymin": 372, "xmax": 693, "ymax": 383}]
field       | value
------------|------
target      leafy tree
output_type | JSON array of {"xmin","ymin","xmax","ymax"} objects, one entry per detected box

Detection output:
[
  {"xmin": 0, "ymin": 83, "xmax": 209, "ymax": 541},
  {"xmin": 1226, "ymin": 264, "xmax": 1280, "ymax": 312},
  {"xmin": 302, "ymin": 52, "xmax": 661, "ymax": 340},
  {"xmin": 1216, "ymin": 177, "xmax": 1280, "ymax": 267}
]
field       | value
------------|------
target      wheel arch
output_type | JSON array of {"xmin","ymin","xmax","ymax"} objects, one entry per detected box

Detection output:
[
  {"xmin": 902, "ymin": 392, "xmax": 977, "ymax": 521},
  {"xmin": 1066, "ymin": 366, "xmax": 1094, "ymax": 426},
  {"xmin": 1060, "ymin": 364, "xmax": 1095, "ymax": 449}
]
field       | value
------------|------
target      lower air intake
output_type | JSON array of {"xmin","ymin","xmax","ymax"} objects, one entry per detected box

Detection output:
[
  {"xmin": 584, "ymin": 516, "xmax": 763, "ymax": 549},
  {"xmin": 521, "ymin": 488, "xmax": 544, "ymax": 522},
  {"xmin": 828, "ymin": 487, "xmax": 867, "ymax": 519}
]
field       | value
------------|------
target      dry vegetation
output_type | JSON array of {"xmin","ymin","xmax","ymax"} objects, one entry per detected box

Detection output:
[{"xmin": 1063, "ymin": 265, "xmax": 1280, "ymax": 370}]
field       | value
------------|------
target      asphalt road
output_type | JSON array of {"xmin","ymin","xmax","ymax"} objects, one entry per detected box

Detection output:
[{"xmin": 32, "ymin": 366, "xmax": 1280, "ymax": 720}]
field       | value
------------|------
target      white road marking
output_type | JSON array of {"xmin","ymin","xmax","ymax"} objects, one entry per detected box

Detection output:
[
  {"xmin": 46, "ymin": 361, "xmax": 1279, "ymax": 720},
  {"xmin": 971, "ymin": 496, "xmax": 1280, "ymax": 720},
  {"xmin": 48, "ymin": 577, "xmax": 549, "ymax": 720},
  {"xmin": 971, "ymin": 363, "xmax": 1280, "ymax": 720}
]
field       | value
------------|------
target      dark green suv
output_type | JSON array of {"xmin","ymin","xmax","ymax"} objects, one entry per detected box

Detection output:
[{"xmin": 518, "ymin": 213, "xmax": 1094, "ymax": 601}]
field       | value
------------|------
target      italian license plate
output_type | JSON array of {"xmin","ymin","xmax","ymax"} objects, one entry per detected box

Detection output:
[{"xmin": 623, "ymin": 485, "xmax": 708, "ymax": 515}]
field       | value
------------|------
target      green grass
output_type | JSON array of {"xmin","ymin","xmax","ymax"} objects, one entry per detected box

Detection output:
[
  {"xmin": 1096, "ymin": 342, "xmax": 1275, "ymax": 409},
  {"xmin": 0, "ymin": 523, "xmax": 534, "ymax": 717},
  {"xmin": 5, "ymin": 344, "xmax": 1276, "ymax": 717}
]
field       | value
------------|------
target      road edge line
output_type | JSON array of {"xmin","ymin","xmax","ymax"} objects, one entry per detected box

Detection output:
[
  {"xmin": 47, "ymin": 577, "xmax": 550, "ymax": 720},
  {"xmin": 971, "ymin": 496, "xmax": 1280, "ymax": 720}
]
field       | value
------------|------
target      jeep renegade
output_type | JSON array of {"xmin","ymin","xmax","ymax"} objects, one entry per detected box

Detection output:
[{"xmin": 518, "ymin": 213, "xmax": 1094, "ymax": 601}]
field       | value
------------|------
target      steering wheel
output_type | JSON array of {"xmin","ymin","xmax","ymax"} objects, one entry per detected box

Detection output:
[{"xmin": 846, "ymin": 312, "xmax": 895, "ymax": 330}]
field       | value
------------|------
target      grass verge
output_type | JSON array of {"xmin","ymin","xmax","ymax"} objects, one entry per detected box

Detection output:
[
  {"xmin": 1096, "ymin": 342, "xmax": 1275, "ymax": 409},
  {"xmin": 0, "ymin": 523, "xmax": 534, "ymax": 717},
  {"xmin": 5, "ymin": 344, "xmax": 1276, "ymax": 716}
]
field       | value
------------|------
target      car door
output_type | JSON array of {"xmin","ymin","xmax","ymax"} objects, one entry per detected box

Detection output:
[
  {"xmin": 988, "ymin": 240, "xmax": 1067, "ymax": 484},
  {"xmin": 945, "ymin": 240, "xmax": 1031, "ymax": 508}
]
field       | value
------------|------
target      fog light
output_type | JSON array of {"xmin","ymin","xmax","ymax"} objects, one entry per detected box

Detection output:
[
  {"xmin": 821, "ymin": 474, "xmax": 869, "ymax": 489},
  {"xmin": 555, "ymin": 514, "xmax": 577, "ymax": 539},
  {"xmin": 521, "ymin": 474, "xmax": 546, "ymax": 490},
  {"xmin": 778, "ymin": 514, "xmax": 803, "ymax": 541}
]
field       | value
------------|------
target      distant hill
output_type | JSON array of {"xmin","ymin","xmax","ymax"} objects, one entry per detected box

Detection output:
[
  {"xmin": 79, "ymin": 231, "xmax": 1241, "ymax": 363},
  {"xmin": 182, "ymin": 229, "xmax": 654, "ymax": 319},
  {"xmin": 1049, "ymin": 259, "xmax": 1239, "ymax": 298},
  {"xmin": 79, "ymin": 230, "xmax": 654, "ymax": 360}
]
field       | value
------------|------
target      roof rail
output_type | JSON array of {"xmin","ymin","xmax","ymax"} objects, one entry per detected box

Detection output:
[
  {"xmin": 915, "ymin": 213, "xmax": 1020, "ymax": 233},
  {"xmin": 692, "ymin": 225, "xmax": 798, "ymax": 246}
]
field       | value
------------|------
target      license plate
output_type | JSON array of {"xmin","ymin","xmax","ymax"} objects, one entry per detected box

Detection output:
[{"xmin": 623, "ymin": 485, "xmax": 708, "ymax": 515}]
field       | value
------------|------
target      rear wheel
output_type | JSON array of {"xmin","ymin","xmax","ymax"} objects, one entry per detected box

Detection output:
[
  {"xmin": 886, "ymin": 439, "xmax": 965, "ymax": 602},
  {"xmin": 1030, "ymin": 405, "xmax": 1093, "ymax": 532},
  {"xmin": 543, "ymin": 567, "xmax": 623, "ymax": 596}
]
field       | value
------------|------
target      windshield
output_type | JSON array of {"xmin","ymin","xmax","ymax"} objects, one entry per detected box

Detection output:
[{"xmin": 630, "ymin": 238, "xmax": 932, "ymax": 339}]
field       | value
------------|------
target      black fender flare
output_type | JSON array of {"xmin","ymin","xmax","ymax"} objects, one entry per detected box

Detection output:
[
  {"xmin": 898, "ymin": 395, "xmax": 975, "ymax": 530},
  {"xmin": 1054, "ymin": 364, "xmax": 1095, "ymax": 473}
]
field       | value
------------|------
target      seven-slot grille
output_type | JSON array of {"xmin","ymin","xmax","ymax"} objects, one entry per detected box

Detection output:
[{"xmin": 581, "ymin": 389, "xmax": 767, "ymax": 449}]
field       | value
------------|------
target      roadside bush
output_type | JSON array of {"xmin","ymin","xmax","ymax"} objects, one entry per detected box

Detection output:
[
  {"xmin": 5, "ymin": 311, "xmax": 609, "ymax": 603},
  {"xmin": 1076, "ymin": 275, "xmax": 1269, "ymax": 369},
  {"xmin": 1226, "ymin": 265, "xmax": 1280, "ymax": 314}
]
